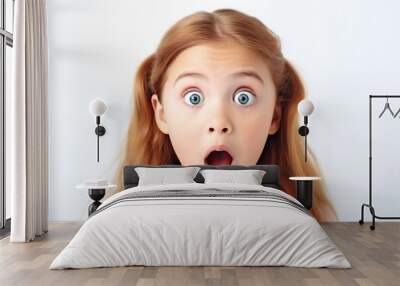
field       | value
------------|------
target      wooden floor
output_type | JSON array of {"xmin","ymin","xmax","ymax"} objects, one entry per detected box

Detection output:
[{"xmin": 0, "ymin": 222, "xmax": 399, "ymax": 286}]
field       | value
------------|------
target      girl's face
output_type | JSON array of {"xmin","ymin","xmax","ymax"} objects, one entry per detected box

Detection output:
[{"xmin": 151, "ymin": 40, "xmax": 281, "ymax": 166}]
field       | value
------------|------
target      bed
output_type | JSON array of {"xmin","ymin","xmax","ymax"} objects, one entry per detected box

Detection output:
[{"xmin": 49, "ymin": 164, "xmax": 351, "ymax": 269}]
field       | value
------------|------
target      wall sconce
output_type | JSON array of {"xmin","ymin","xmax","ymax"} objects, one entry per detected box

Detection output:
[
  {"xmin": 297, "ymin": 99, "xmax": 314, "ymax": 163},
  {"xmin": 89, "ymin": 98, "xmax": 107, "ymax": 162}
]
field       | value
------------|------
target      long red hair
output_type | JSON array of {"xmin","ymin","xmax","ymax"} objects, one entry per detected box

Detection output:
[{"xmin": 113, "ymin": 9, "xmax": 337, "ymax": 221}]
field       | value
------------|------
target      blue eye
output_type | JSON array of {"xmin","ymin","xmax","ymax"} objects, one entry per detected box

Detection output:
[
  {"xmin": 233, "ymin": 90, "xmax": 255, "ymax": 106},
  {"xmin": 184, "ymin": 90, "xmax": 204, "ymax": 106}
]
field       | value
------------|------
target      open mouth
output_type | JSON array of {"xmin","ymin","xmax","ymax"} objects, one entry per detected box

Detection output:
[{"xmin": 204, "ymin": 150, "xmax": 233, "ymax": 166}]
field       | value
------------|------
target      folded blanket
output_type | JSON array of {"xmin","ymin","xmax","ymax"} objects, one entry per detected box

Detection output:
[{"xmin": 50, "ymin": 183, "xmax": 351, "ymax": 269}]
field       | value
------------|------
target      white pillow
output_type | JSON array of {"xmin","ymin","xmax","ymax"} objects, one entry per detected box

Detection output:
[
  {"xmin": 135, "ymin": 167, "xmax": 201, "ymax": 186},
  {"xmin": 200, "ymin": 169, "xmax": 266, "ymax": 185}
]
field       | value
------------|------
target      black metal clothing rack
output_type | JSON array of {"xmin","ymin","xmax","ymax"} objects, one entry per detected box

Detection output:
[{"xmin": 359, "ymin": 95, "xmax": 400, "ymax": 230}]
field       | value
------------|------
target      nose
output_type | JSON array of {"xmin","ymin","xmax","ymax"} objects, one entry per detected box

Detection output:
[
  {"xmin": 207, "ymin": 109, "xmax": 233, "ymax": 135},
  {"xmin": 208, "ymin": 126, "xmax": 231, "ymax": 134}
]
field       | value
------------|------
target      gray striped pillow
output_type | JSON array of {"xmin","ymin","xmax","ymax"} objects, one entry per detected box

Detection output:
[{"xmin": 200, "ymin": 169, "xmax": 266, "ymax": 185}]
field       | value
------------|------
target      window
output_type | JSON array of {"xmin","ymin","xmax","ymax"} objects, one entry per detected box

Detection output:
[{"xmin": 0, "ymin": 0, "xmax": 14, "ymax": 237}]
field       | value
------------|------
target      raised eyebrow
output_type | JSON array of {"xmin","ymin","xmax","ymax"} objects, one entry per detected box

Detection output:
[
  {"xmin": 173, "ymin": 70, "xmax": 264, "ymax": 86},
  {"xmin": 230, "ymin": 71, "xmax": 264, "ymax": 85},
  {"xmin": 174, "ymin": 72, "xmax": 207, "ymax": 86}
]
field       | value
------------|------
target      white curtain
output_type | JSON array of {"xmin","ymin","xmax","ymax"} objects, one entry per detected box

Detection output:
[{"xmin": 9, "ymin": 0, "xmax": 48, "ymax": 242}]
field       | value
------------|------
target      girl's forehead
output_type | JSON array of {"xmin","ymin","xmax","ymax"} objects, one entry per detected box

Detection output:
[{"xmin": 165, "ymin": 41, "xmax": 272, "ymax": 82}]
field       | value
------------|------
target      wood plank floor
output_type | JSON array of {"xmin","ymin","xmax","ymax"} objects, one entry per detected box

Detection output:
[{"xmin": 0, "ymin": 222, "xmax": 399, "ymax": 286}]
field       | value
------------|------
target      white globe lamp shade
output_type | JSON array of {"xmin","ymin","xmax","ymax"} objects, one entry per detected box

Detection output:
[
  {"xmin": 298, "ymin": 99, "xmax": 314, "ymax": 116},
  {"xmin": 89, "ymin": 98, "xmax": 107, "ymax": 117}
]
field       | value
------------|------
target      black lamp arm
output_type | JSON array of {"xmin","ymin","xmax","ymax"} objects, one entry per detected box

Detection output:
[
  {"xmin": 298, "ymin": 115, "xmax": 309, "ymax": 163},
  {"xmin": 94, "ymin": 116, "xmax": 106, "ymax": 162}
]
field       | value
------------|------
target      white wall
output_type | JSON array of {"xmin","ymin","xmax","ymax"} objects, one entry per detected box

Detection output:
[{"xmin": 47, "ymin": 0, "xmax": 400, "ymax": 221}]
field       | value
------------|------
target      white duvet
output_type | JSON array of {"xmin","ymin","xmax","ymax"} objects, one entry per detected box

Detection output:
[{"xmin": 49, "ymin": 183, "xmax": 351, "ymax": 269}]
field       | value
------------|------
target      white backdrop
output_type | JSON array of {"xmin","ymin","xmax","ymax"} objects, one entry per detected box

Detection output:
[{"xmin": 46, "ymin": 0, "xmax": 400, "ymax": 221}]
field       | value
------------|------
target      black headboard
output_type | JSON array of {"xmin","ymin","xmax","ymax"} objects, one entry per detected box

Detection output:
[{"xmin": 123, "ymin": 164, "xmax": 280, "ymax": 190}]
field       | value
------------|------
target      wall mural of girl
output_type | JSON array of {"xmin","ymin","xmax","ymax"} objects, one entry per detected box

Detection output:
[{"xmin": 114, "ymin": 8, "xmax": 337, "ymax": 221}]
